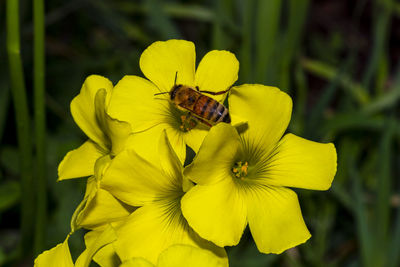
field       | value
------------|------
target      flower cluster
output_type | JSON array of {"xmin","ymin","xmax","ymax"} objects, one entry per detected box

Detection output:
[{"xmin": 34, "ymin": 40, "xmax": 337, "ymax": 267}]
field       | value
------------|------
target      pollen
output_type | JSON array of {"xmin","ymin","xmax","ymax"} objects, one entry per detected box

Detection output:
[
  {"xmin": 232, "ymin": 161, "xmax": 249, "ymax": 179},
  {"xmin": 179, "ymin": 113, "xmax": 197, "ymax": 132}
]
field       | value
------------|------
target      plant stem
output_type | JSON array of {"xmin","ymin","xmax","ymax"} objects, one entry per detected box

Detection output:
[
  {"xmin": 33, "ymin": 0, "xmax": 46, "ymax": 256},
  {"xmin": 6, "ymin": 0, "xmax": 34, "ymax": 255}
]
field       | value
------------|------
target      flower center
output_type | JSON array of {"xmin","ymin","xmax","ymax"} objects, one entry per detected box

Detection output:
[
  {"xmin": 179, "ymin": 113, "xmax": 198, "ymax": 132},
  {"xmin": 232, "ymin": 161, "xmax": 249, "ymax": 179}
]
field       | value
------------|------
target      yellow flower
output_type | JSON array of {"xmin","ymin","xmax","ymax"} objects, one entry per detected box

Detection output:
[
  {"xmin": 100, "ymin": 131, "xmax": 227, "ymax": 265},
  {"xmin": 58, "ymin": 74, "xmax": 131, "ymax": 180},
  {"xmin": 120, "ymin": 245, "xmax": 226, "ymax": 267},
  {"xmin": 181, "ymin": 85, "xmax": 337, "ymax": 254},
  {"xmin": 107, "ymin": 39, "xmax": 239, "ymax": 163},
  {"xmin": 57, "ymin": 75, "xmax": 133, "ymax": 231}
]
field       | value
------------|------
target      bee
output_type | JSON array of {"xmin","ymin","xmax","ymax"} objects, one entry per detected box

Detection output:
[{"xmin": 154, "ymin": 73, "xmax": 231, "ymax": 127}]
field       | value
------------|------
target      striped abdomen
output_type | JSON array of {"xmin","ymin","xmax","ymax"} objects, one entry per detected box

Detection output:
[{"xmin": 192, "ymin": 95, "xmax": 231, "ymax": 124}]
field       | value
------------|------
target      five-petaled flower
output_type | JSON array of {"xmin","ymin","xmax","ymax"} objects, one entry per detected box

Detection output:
[
  {"xmin": 181, "ymin": 84, "xmax": 337, "ymax": 253},
  {"xmin": 107, "ymin": 39, "xmax": 239, "ymax": 163}
]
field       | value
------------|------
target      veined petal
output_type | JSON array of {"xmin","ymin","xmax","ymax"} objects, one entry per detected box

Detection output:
[
  {"xmin": 58, "ymin": 140, "xmax": 105, "ymax": 181},
  {"xmin": 76, "ymin": 188, "xmax": 133, "ymax": 230},
  {"xmin": 257, "ymin": 134, "xmax": 337, "ymax": 190},
  {"xmin": 195, "ymin": 50, "xmax": 239, "ymax": 102},
  {"xmin": 181, "ymin": 178, "xmax": 247, "ymax": 247},
  {"xmin": 108, "ymin": 75, "xmax": 170, "ymax": 133},
  {"xmin": 158, "ymin": 130, "xmax": 184, "ymax": 184},
  {"xmin": 114, "ymin": 203, "xmax": 226, "ymax": 265},
  {"xmin": 34, "ymin": 235, "xmax": 73, "ymax": 267},
  {"xmin": 101, "ymin": 149, "xmax": 181, "ymax": 207},
  {"xmin": 229, "ymin": 84, "xmax": 292, "ymax": 156},
  {"xmin": 75, "ymin": 225, "xmax": 118, "ymax": 267},
  {"xmin": 157, "ymin": 245, "xmax": 226, "ymax": 267},
  {"xmin": 184, "ymin": 123, "xmax": 240, "ymax": 185},
  {"xmin": 140, "ymin": 40, "xmax": 196, "ymax": 92},
  {"xmin": 245, "ymin": 186, "xmax": 311, "ymax": 254},
  {"xmin": 71, "ymin": 75, "xmax": 113, "ymax": 149}
]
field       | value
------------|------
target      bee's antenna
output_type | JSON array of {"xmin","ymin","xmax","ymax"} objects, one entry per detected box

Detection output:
[
  {"xmin": 174, "ymin": 71, "xmax": 178, "ymax": 86},
  {"xmin": 154, "ymin": 92, "xmax": 170, "ymax": 96}
]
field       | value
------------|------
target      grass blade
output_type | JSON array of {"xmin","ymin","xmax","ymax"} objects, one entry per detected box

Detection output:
[
  {"xmin": 254, "ymin": 0, "xmax": 281, "ymax": 84},
  {"xmin": 239, "ymin": 0, "xmax": 255, "ymax": 83},
  {"xmin": 362, "ymin": 0, "xmax": 393, "ymax": 90},
  {"xmin": 33, "ymin": 0, "xmax": 47, "ymax": 255},
  {"xmin": 278, "ymin": 0, "xmax": 309, "ymax": 92},
  {"xmin": 6, "ymin": 0, "xmax": 34, "ymax": 255}
]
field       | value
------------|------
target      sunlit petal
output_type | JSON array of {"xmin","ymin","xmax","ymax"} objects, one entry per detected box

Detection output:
[
  {"xmin": 140, "ymin": 40, "xmax": 196, "ymax": 92},
  {"xmin": 195, "ymin": 50, "xmax": 239, "ymax": 102},
  {"xmin": 157, "ymin": 245, "xmax": 226, "ymax": 267},
  {"xmin": 114, "ymin": 204, "xmax": 226, "ymax": 265},
  {"xmin": 181, "ymin": 178, "xmax": 247, "ymax": 247},
  {"xmin": 108, "ymin": 75, "xmax": 170, "ymax": 133},
  {"xmin": 75, "ymin": 225, "xmax": 118, "ymax": 267},
  {"xmin": 229, "ymin": 84, "xmax": 292, "ymax": 156},
  {"xmin": 245, "ymin": 185, "xmax": 311, "ymax": 254},
  {"xmin": 34, "ymin": 235, "xmax": 73, "ymax": 267},
  {"xmin": 58, "ymin": 140, "xmax": 105, "ymax": 181},
  {"xmin": 184, "ymin": 123, "xmax": 240, "ymax": 185},
  {"xmin": 71, "ymin": 75, "xmax": 113, "ymax": 149},
  {"xmin": 101, "ymin": 149, "xmax": 181, "ymax": 206},
  {"xmin": 255, "ymin": 134, "xmax": 337, "ymax": 190}
]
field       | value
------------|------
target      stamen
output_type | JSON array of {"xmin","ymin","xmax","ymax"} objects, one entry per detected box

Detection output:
[{"xmin": 232, "ymin": 161, "xmax": 249, "ymax": 179}]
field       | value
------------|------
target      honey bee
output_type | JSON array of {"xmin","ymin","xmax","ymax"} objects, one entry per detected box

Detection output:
[{"xmin": 155, "ymin": 73, "xmax": 231, "ymax": 127}]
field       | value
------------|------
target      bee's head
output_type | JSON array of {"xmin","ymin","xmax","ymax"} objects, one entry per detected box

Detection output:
[{"xmin": 170, "ymin": 84, "xmax": 182, "ymax": 101}]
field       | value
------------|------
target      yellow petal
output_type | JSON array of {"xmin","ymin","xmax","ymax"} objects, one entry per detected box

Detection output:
[
  {"xmin": 126, "ymin": 123, "xmax": 187, "ymax": 165},
  {"xmin": 182, "ymin": 124, "xmax": 209, "ymax": 154},
  {"xmin": 259, "ymin": 134, "xmax": 337, "ymax": 190},
  {"xmin": 71, "ymin": 75, "xmax": 113, "ymax": 149},
  {"xmin": 114, "ymin": 204, "xmax": 226, "ymax": 265},
  {"xmin": 229, "ymin": 84, "xmax": 292, "ymax": 155},
  {"xmin": 34, "ymin": 235, "xmax": 73, "ymax": 267},
  {"xmin": 76, "ymin": 188, "xmax": 133, "ymax": 229},
  {"xmin": 101, "ymin": 148, "xmax": 181, "ymax": 206},
  {"xmin": 158, "ymin": 245, "xmax": 226, "ymax": 267},
  {"xmin": 95, "ymin": 88, "xmax": 132, "ymax": 155},
  {"xmin": 70, "ymin": 177, "xmax": 96, "ymax": 232},
  {"xmin": 58, "ymin": 140, "xmax": 105, "ymax": 181},
  {"xmin": 140, "ymin": 40, "xmax": 196, "ymax": 92},
  {"xmin": 194, "ymin": 50, "xmax": 239, "ymax": 102},
  {"xmin": 120, "ymin": 258, "xmax": 154, "ymax": 267},
  {"xmin": 75, "ymin": 225, "xmax": 118, "ymax": 267},
  {"xmin": 158, "ymin": 130, "xmax": 184, "ymax": 183},
  {"xmin": 181, "ymin": 177, "xmax": 247, "ymax": 247},
  {"xmin": 108, "ymin": 75, "xmax": 169, "ymax": 133},
  {"xmin": 184, "ymin": 123, "xmax": 240, "ymax": 185},
  {"xmin": 245, "ymin": 186, "xmax": 311, "ymax": 254},
  {"xmin": 80, "ymin": 229, "xmax": 121, "ymax": 267}
]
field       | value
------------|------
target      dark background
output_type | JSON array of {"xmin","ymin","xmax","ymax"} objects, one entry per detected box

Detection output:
[{"xmin": 1, "ymin": 0, "xmax": 400, "ymax": 266}]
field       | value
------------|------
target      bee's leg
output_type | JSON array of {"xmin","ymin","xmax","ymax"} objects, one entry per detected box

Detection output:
[
  {"xmin": 190, "ymin": 115, "xmax": 212, "ymax": 127},
  {"xmin": 195, "ymin": 86, "xmax": 200, "ymax": 91},
  {"xmin": 199, "ymin": 86, "xmax": 232, "ymax": 95}
]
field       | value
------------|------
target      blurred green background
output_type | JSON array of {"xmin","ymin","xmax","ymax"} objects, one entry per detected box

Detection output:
[{"xmin": 1, "ymin": 0, "xmax": 400, "ymax": 266}]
